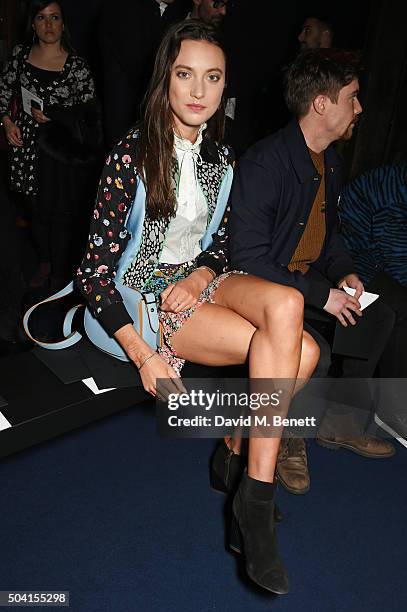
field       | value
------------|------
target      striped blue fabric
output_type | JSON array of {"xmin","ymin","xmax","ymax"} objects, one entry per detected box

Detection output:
[{"xmin": 339, "ymin": 164, "xmax": 407, "ymax": 286}]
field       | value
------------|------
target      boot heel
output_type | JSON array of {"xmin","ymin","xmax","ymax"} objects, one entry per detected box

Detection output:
[
  {"xmin": 229, "ymin": 515, "xmax": 243, "ymax": 554},
  {"xmin": 210, "ymin": 469, "xmax": 229, "ymax": 493}
]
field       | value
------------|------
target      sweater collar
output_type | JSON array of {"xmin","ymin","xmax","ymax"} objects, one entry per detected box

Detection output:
[{"xmin": 282, "ymin": 119, "xmax": 341, "ymax": 183}]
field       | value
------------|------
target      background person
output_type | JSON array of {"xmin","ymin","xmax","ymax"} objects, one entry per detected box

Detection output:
[
  {"xmin": 98, "ymin": 0, "xmax": 189, "ymax": 149},
  {"xmin": 298, "ymin": 15, "xmax": 334, "ymax": 51},
  {"xmin": 0, "ymin": 0, "xmax": 101, "ymax": 293},
  {"xmin": 189, "ymin": 0, "xmax": 228, "ymax": 26},
  {"xmin": 339, "ymin": 161, "xmax": 407, "ymax": 379}
]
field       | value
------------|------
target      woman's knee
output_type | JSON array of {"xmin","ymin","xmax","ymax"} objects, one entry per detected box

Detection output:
[{"xmin": 262, "ymin": 286, "xmax": 304, "ymax": 328}]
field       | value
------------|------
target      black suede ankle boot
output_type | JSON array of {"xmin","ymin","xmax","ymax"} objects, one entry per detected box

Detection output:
[
  {"xmin": 210, "ymin": 440, "xmax": 244, "ymax": 494},
  {"xmin": 210, "ymin": 441, "xmax": 283, "ymax": 523},
  {"xmin": 230, "ymin": 472, "xmax": 289, "ymax": 595}
]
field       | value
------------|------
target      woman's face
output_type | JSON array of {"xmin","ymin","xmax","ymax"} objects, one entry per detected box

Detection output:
[
  {"xmin": 33, "ymin": 2, "xmax": 64, "ymax": 45},
  {"xmin": 169, "ymin": 39, "xmax": 225, "ymax": 141}
]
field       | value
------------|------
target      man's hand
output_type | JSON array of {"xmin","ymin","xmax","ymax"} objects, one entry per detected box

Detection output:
[
  {"xmin": 323, "ymin": 288, "xmax": 362, "ymax": 327},
  {"xmin": 337, "ymin": 273, "xmax": 364, "ymax": 300}
]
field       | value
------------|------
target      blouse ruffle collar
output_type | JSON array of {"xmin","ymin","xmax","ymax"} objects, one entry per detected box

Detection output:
[{"xmin": 174, "ymin": 123, "xmax": 206, "ymax": 153}]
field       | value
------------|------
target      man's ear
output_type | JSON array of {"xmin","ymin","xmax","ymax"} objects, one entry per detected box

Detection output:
[
  {"xmin": 313, "ymin": 94, "xmax": 326, "ymax": 116},
  {"xmin": 320, "ymin": 30, "xmax": 332, "ymax": 48}
]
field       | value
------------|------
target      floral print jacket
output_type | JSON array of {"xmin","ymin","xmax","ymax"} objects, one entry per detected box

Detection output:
[
  {"xmin": 77, "ymin": 127, "xmax": 234, "ymax": 334},
  {"xmin": 0, "ymin": 44, "xmax": 96, "ymax": 195}
]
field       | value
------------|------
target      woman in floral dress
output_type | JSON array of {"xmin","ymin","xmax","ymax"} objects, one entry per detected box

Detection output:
[{"xmin": 0, "ymin": 0, "xmax": 101, "ymax": 290}]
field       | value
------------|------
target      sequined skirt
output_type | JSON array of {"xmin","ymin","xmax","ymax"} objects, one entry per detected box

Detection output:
[{"xmin": 142, "ymin": 262, "xmax": 238, "ymax": 375}]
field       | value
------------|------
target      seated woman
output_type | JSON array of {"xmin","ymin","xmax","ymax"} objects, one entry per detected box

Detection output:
[{"xmin": 77, "ymin": 20, "xmax": 319, "ymax": 595}]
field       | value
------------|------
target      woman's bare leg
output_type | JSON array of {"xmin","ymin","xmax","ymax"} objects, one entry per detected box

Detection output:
[
  {"xmin": 213, "ymin": 275, "xmax": 318, "ymax": 481},
  {"xmin": 231, "ymin": 329, "xmax": 318, "ymax": 456},
  {"xmin": 172, "ymin": 274, "xmax": 320, "ymax": 482}
]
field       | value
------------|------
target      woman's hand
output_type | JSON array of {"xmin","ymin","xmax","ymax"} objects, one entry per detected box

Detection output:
[
  {"xmin": 2, "ymin": 116, "xmax": 23, "ymax": 147},
  {"xmin": 114, "ymin": 323, "xmax": 186, "ymax": 400},
  {"xmin": 136, "ymin": 352, "xmax": 186, "ymax": 400},
  {"xmin": 160, "ymin": 268, "xmax": 214, "ymax": 313},
  {"xmin": 31, "ymin": 107, "xmax": 51, "ymax": 124}
]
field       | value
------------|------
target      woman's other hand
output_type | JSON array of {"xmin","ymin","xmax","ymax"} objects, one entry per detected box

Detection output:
[
  {"xmin": 3, "ymin": 116, "xmax": 23, "ymax": 147},
  {"xmin": 114, "ymin": 323, "xmax": 186, "ymax": 399},
  {"xmin": 136, "ymin": 352, "xmax": 186, "ymax": 400},
  {"xmin": 160, "ymin": 268, "xmax": 214, "ymax": 313},
  {"xmin": 31, "ymin": 107, "xmax": 51, "ymax": 124}
]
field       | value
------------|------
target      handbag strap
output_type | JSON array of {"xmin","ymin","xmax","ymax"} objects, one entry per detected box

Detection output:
[{"xmin": 22, "ymin": 281, "xmax": 84, "ymax": 350}]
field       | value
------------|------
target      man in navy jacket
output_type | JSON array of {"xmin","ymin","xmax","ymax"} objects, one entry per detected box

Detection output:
[{"xmin": 230, "ymin": 49, "xmax": 395, "ymax": 494}]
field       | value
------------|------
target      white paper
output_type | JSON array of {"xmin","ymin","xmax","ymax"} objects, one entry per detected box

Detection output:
[
  {"xmin": 343, "ymin": 286, "xmax": 379, "ymax": 310},
  {"xmin": 21, "ymin": 86, "xmax": 43, "ymax": 116},
  {"xmin": 82, "ymin": 377, "xmax": 116, "ymax": 395}
]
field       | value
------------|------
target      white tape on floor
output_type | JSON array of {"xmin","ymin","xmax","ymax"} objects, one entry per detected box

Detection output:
[
  {"xmin": 0, "ymin": 411, "xmax": 12, "ymax": 431},
  {"xmin": 375, "ymin": 413, "xmax": 407, "ymax": 449},
  {"xmin": 82, "ymin": 377, "xmax": 116, "ymax": 395}
]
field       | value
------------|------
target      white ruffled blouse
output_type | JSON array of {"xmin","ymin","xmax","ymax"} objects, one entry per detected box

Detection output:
[{"xmin": 160, "ymin": 125, "xmax": 208, "ymax": 264}]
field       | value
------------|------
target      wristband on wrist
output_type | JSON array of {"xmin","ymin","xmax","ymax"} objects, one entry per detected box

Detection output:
[
  {"xmin": 138, "ymin": 352, "xmax": 157, "ymax": 371},
  {"xmin": 198, "ymin": 265, "xmax": 216, "ymax": 280}
]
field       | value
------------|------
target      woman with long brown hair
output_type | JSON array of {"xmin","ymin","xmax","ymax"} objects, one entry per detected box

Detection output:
[{"xmin": 78, "ymin": 20, "xmax": 319, "ymax": 595}]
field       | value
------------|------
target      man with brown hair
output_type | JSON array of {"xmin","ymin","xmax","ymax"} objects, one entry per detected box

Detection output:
[{"xmin": 230, "ymin": 49, "xmax": 395, "ymax": 495}]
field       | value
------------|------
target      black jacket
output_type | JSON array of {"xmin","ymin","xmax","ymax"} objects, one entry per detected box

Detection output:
[{"xmin": 229, "ymin": 119, "xmax": 355, "ymax": 308}]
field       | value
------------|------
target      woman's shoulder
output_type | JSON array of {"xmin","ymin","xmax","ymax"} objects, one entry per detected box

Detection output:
[
  {"xmin": 214, "ymin": 141, "xmax": 235, "ymax": 167},
  {"xmin": 106, "ymin": 127, "xmax": 140, "ymax": 168},
  {"xmin": 69, "ymin": 54, "xmax": 93, "ymax": 74},
  {"xmin": 115, "ymin": 126, "xmax": 141, "ymax": 152},
  {"xmin": 220, "ymin": 142, "xmax": 235, "ymax": 166},
  {"xmin": 70, "ymin": 53, "xmax": 88, "ymax": 65},
  {"xmin": 203, "ymin": 134, "xmax": 235, "ymax": 167},
  {"xmin": 10, "ymin": 44, "xmax": 26, "ymax": 59}
]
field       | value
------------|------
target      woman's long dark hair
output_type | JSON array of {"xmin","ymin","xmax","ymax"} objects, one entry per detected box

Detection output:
[
  {"xmin": 136, "ymin": 19, "xmax": 227, "ymax": 221},
  {"xmin": 23, "ymin": 0, "xmax": 75, "ymax": 53}
]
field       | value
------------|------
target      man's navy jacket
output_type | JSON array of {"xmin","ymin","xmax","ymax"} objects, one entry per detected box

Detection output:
[{"xmin": 229, "ymin": 119, "xmax": 355, "ymax": 309}]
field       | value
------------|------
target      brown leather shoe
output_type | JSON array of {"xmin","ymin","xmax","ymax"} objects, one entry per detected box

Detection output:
[
  {"xmin": 316, "ymin": 433, "xmax": 395, "ymax": 458},
  {"xmin": 276, "ymin": 436, "xmax": 310, "ymax": 494},
  {"xmin": 317, "ymin": 409, "xmax": 395, "ymax": 458}
]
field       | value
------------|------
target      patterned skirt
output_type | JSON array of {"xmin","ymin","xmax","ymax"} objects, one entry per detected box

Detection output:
[{"xmin": 142, "ymin": 261, "xmax": 240, "ymax": 375}]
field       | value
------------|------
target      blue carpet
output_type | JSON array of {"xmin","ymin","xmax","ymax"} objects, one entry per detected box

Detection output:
[{"xmin": 0, "ymin": 404, "xmax": 406, "ymax": 612}]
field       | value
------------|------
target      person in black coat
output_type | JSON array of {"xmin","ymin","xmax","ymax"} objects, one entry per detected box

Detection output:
[
  {"xmin": 98, "ymin": 0, "xmax": 189, "ymax": 149},
  {"xmin": 230, "ymin": 49, "xmax": 395, "ymax": 494}
]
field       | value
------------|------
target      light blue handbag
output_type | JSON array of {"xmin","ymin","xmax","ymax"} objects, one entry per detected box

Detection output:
[
  {"xmin": 22, "ymin": 163, "xmax": 233, "ymax": 361},
  {"xmin": 22, "ymin": 281, "xmax": 161, "ymax": 362}
]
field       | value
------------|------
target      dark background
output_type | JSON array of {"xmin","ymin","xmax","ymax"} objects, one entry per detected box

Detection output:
[{"xmin": 1, "ymin": 0, "xmax": 406, "ymax": 178}]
